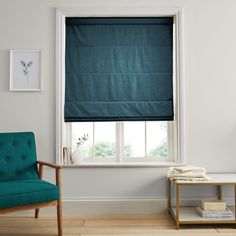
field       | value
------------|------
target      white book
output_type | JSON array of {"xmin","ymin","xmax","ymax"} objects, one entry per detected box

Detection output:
[{"xmin": 196, "ymin": 207, "xmax": 233, "ymax": 218}]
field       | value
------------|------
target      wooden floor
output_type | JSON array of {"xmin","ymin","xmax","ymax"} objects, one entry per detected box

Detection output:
[{"xmin": 0, "ymin": 214, "xmax": 236, "ymax": 236}]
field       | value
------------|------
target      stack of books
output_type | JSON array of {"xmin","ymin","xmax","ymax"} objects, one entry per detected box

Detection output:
[{"xmin": 196, "ymin": 199, "xmax": 233, "ymax": 218}]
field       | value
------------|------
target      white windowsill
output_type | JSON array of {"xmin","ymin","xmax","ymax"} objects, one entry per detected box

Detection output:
[{"xmin": 60, "ymin": 162, "xmax": 185, "ymax": 168}]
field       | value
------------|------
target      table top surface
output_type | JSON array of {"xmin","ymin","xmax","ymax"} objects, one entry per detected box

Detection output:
[{"xmin": 172, "ymin": 173, "xmax": 236, "ymax": 185}]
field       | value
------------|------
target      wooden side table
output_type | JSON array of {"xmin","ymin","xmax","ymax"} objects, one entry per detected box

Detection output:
[{"xmin": 168, "ymin": 174, "xmax": 236, "ymax": 229}]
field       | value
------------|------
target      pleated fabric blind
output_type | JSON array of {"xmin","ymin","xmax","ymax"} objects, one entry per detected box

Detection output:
[{"xmin": 65, "ymin": 17, "xmax": 174, "ymax": 122}]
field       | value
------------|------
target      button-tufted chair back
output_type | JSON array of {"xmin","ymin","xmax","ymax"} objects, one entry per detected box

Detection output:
[{"xmin": 0, "ymin": 132, "xmax": 39, "ymax": 182}]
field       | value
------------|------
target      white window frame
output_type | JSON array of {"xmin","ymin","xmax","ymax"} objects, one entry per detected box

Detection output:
[{"xmin": 55, "ymin": 6, "xmax": 185, "ymax": 166}]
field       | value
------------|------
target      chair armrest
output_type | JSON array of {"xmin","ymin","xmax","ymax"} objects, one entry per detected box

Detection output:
[
  {"xmin": 37, "ymin": 160, "xmax": 61, "ymax": 169},
  {"xmin": 36, "ymin": 161, "xmax": 62, "ymax": 187}
]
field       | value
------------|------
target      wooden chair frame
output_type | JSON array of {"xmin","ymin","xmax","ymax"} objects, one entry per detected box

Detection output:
[{"xmin": 0, "ymin": 161, "xmax": 63, "ymax": 236}]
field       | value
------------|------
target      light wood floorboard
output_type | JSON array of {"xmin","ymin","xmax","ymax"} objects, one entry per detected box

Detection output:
[{"xmin": 0, "ymin": 214, "xmax": 235, "ymax": 235}]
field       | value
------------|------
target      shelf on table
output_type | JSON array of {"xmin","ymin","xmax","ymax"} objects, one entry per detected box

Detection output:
[{"xmin": 171, "ymin": 206, "xmax": 235, "ymax": 222}]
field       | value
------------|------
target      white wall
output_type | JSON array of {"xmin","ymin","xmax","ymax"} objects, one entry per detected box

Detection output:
[{"xmin": 1, "ymin": 0, "xmax": 236, "ymax": 214}]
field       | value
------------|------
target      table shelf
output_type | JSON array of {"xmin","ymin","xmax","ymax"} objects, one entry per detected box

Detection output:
[{"xmin": 170, "ymin": 206, "xmax": 235, "ymax": 223}]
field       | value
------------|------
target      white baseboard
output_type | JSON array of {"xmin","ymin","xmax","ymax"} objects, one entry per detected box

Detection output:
[
  {"xmin": 5, "ymin": 196, "xmax": 235, "ymax": 216},
  {"xmin": 60, "ymin": 198, "xmax": 168, "ymax": 215},
  {"xmin": 7, "ymin": 198, "xmax": 168, "ymax": 216}
]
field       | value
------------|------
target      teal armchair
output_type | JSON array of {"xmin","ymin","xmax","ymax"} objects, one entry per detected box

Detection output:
[{"xmin": 0, "ymin": 132, "xmax": 62, "ymax": 235}]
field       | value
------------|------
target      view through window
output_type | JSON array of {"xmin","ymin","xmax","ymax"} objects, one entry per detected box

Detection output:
[{"xmin": 71, "ymin": 121, "xmax": 168, "ymax": 162}]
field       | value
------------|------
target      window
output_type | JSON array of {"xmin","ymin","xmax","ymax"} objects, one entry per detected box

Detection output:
[
  {"xmin": 68, "ymin": 120, "xmax": 172, "ymax": 163},
  {"xmin": 56, "ymin": 8, "xmax": 183, "ymax": 165}
]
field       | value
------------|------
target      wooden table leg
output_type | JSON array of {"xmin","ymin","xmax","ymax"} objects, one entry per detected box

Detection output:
[
  {"xmin": 168, "ymin": 178, "xmax": 172, "ymax": 214},
  {"xmin": 176, "ymin": 184, "xmax": 180, "ymax": 230},
  {"xmin": 217, "ymin": 185, "xmax": 223, "ymax": 200},
  {"xmin": 234, "ymin": 185, "xmax": 236, "ymax": 222}
]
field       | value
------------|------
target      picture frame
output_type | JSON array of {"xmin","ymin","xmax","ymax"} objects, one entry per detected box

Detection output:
[{"xmin": 10, "ymin": 50, "xmax": 43, "ymax": 91}]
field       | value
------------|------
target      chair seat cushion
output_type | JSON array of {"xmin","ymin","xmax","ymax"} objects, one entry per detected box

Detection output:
[{"xmin": 0, "ymin": 179, "xmax": 60, "ymax": 209}]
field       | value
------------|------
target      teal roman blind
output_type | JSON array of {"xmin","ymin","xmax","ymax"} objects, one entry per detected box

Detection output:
[{"xmin": 65, "ymin": 17, "xmax": 174, "ymax": 122}]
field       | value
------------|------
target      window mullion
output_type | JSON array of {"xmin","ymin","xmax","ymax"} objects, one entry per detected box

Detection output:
[
  {"xmin": 120, "ymin": 122, "xmax": 124, "ymax": 162},
  {"xmin": 93, "ymin": 122, "xmax": 95, "ymax": 158},
  {"xmin": 115, "ymin": 122, "xmax": 119, "ymax": 162},
  {"xmin": 116, "ymin": 122, "xmax": 124, "ymax": 163},
  {"xmin": 145, "ymin": 122, "xmax": 147, "ymax": 158}
]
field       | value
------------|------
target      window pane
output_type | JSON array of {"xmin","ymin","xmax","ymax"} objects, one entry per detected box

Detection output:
[
  {"xmin": 94, "ymin": 122, "xmax": 116, "ymax": 158},
  {"xmin": 124, "ymin": 122, "xmax": 145, "ymax": 158},
  {"xmin": 71, "ymin": 122, "xmax": 93, "ymax": 158},
  {"xmin": 147, "ymin": 121, "xmax": 167, "ymax": 158}
]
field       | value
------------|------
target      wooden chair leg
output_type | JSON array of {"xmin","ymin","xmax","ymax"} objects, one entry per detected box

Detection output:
[
  {"xmin": 57, "ymin": 200, "xmax": 63, "ymax": 236},
  {"xmin": 35, "ymin": 208, "xmax": 39, "ymax": 218}
]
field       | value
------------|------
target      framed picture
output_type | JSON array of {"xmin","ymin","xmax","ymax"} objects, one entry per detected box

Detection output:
[{"xmin": 10, "ymin": 50, "xmax": 43, "ymax": 91}]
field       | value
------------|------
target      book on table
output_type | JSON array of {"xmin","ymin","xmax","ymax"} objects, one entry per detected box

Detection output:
[
  {"xmin": 201, "ymin": 199, "xmax": 226, "ymax": 211},
  {"xmin": 196, "ymin": 207, "xmax": 232, "ymax": 218}
]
